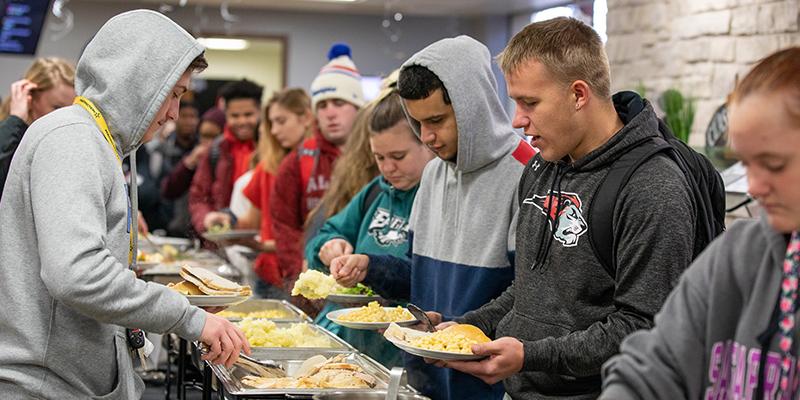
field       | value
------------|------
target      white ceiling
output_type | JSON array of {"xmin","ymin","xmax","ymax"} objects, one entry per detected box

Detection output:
[{"xmin": 84, "ymin": 0, "xmax": 572, "ymax": 17}]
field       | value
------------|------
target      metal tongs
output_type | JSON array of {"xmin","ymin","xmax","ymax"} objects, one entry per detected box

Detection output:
[
  {"xmin": 197, "ymin": 343, "xmax": 285, "ymax": 378},
  {"xmin": 407, "ymin": 303, "xmax": 436, "ymax": 333},
  {"xmin": 386, "ymin": 367, "xmax": 406, "ymax": 400}
]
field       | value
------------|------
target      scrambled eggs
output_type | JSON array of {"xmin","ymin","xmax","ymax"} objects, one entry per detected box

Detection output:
[
  {"xmin": 407, "ymin": 330, "xmax": 479, "ymax": 354},
  {"xmin": 238, "ymin": 318, "xmax": 333, "ymax": 348},
  {"xmin": 338, "ymin": 301, "xmax": 413, "ymax": 323}
]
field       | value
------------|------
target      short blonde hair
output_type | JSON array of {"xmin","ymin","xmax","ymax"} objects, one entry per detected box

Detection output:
[{"xmin": 497, "ymin": 17, "xmax": 611, "ymax": 98}]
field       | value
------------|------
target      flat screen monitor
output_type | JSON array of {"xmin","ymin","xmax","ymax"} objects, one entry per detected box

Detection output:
[{"xmin": 0, "ymin": 0, "xmax": 52, "ymax": 55}]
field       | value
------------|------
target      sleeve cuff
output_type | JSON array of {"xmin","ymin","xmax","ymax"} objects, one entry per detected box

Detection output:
[
  {"xmin": 522, "ymin": 338, "xmax": 555, "ymax": 372},
  {"xmin": 598, "ymin": 383, "xmax": 638, "ymax": 400},
  {"xmin": 173, "ymin": 304, "xmax": 206, "ymax": 341}
]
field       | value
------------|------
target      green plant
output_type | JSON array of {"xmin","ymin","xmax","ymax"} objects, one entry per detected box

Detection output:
[
  {"xmin": 659, "ymin": 88, "xmax": 695, "ymax": 144},
  {"xmin": 634, "ymin": 81, "xmax": 647, "ymax": 99}
]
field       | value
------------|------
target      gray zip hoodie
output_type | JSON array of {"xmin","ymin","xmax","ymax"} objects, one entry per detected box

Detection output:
[
  {"xmin": 0, "ymin": 10, "xmax": 206, "ymax": 399},
  {"xmin": 601, "ymin": 217, "xmax": 794, "ymax": 400}
]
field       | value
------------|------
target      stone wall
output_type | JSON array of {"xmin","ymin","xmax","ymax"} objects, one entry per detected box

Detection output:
[{"xmin": 605, "ymin": 0, "xmax": 800, "ymax": 147}]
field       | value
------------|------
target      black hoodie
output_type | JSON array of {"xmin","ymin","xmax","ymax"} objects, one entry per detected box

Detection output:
[{"xmin": 460, "ymin": 93, "xmax": 696, "ymax": 399}]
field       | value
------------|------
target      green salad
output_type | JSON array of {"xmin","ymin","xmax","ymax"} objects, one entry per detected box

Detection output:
[
  {"xmin": 207, "ymin": 222, "xmax": 231, "ymax": 234},
  {"xmin": 336, "ymin": 283, "xmax": 376, "ymax": 296}
]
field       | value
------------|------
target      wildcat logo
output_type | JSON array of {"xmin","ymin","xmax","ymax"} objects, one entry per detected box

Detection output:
[
  {"xmin": 523, "ymin": 191, "xmax": 587, "ymax": 247},
  {"xmin": 368, "ymin": 208, "xmax": 409, "ymax": 246}
]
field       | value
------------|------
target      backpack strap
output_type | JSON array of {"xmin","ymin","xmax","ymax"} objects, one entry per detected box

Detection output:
[
  {"xmin": 361, "ymin": 181, "xmax": 383, "ymax": 214},
  {"xmin": 208, "ymin": 135, "xmax": 224, "ymax": 180},
  {"xmin": 588, "ymin": 136, "xmax": 672, "ymax": 278}
]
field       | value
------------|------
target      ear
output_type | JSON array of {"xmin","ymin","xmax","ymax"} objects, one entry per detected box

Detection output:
[
  {"xmin": 301, "ymin": 110, "xmax": 314, "ymax": 127},
  {"xmin": 571, "ymin": 80, "xmax": 591, "ymax": 111}
]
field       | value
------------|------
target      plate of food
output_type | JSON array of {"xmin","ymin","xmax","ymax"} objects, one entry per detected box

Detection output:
[
  {"xmin": 326, "ymin": 284, "xmax": 382, "ymax": 305},
  {"xmin": 167, "ymin": 265, "xmax": 251, "ymax": 307},
  {"xmin": 326, "ymin": 301, "xmax": 417, "ymax": 330},
  {"xmin": 201, "ymin": 223, "xmax": 258, "ymax": 242},
  {"xmin": 383, "ymin": 323, "xmax": 490, "ymax": 361},
  {"xmin": 292, "ymin": 270, "xmax": 381, "ymax": 304}
]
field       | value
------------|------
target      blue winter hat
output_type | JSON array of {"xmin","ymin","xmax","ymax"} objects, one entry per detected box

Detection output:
[{"xmin": 327, "ymin": 43, "xmax": 352, "ymax": 60}]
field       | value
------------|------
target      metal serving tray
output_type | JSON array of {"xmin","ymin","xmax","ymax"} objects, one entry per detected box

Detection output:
[
  {"xmin": 223, "ymin": 299, "xmax": 311, "ymax": 323},
  {"xmin": 210, "ymin": 349, "xmax": 416, "ymax": 398},
  {"xmin": 243, "ymin": 322, "xmax": 353, "ymax": 351}
]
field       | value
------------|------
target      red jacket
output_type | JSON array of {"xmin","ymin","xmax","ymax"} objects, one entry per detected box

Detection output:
[
  {"xmin": 270, "ymin": 131, "xmax": 341, "ymax": 284},
  {"xmin": 188, "ymin": 128, "xmax": 254, "ymax": 233},
  {"xmin": 242, "ymin": 165, "xmax": 280, "ymax": 286}
]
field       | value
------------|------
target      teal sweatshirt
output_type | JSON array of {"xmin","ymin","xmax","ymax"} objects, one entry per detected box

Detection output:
[{"xmin": 305, "ymin": 176, "xmax": 419, "ymax": 367}]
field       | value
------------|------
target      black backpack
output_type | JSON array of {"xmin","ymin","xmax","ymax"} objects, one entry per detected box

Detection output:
[{"xmin": 588, "ymin": 113, "xmax": 726, "ymax": 278}]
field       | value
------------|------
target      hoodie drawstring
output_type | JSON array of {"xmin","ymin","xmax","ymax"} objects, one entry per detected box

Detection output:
[
  {"xmin": 532, "ymin": 163, "xmax": 566, "ymax": 271},
  {"xmin": 130, "ymin": 149, "xmax": 139, "ymax": 267},
  {"xmin": 455, "ymin": 170, "xmax": 462, "ymax": 231}
]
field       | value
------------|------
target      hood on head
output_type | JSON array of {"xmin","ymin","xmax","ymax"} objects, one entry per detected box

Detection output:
[
  {"xmin": 401, "ymin": 35, "xmax": 517, "ymax": 173},
  {"xmin": 75, "ymin": 9, "xmax": 204, "ymax": 156}
]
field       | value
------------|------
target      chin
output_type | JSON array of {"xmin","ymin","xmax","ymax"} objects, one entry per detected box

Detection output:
[{"xmin": 766, "ymin": 213, "xmax": 800, "ymax": 234}]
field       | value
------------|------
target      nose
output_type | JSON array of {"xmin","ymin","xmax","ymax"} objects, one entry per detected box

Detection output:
[
  {"xmin": 166, "ymin": 99, "xmax": 180, "ymax": 121},
  {"xmin": 512, "ymin": 110, "xmax": 529, "ymax": 130},
  {"xmin": 420, "ymin": 125, "xmax": 435, "ymax": 146},
  {"xmin": 746, "ymin": 168, "xmax": 770, "ymax": 200},
  {"xmin": 383, "ymin": 159, "xmax": 398, "ymax": 173}
]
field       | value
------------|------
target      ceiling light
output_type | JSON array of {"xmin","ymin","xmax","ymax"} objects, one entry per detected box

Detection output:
[
  {"xmin": 299, "ymin": 0, "xmax": 362, "ymax": 3},
  {"xmin": 197, "ymin": 37, "xmax": 249, "ymax": 51}
]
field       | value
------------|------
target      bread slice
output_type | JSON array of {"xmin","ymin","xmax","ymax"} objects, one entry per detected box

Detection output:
[
  {"xmin": 167, "ymin": 280, "xmax": 204, "ymax": 295},
  {"xmin": 178, "ymin": 265, "xmax": 252, "ymax": 296}
]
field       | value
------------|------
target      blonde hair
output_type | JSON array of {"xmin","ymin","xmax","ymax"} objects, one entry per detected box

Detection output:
[
  {"xmin": 0, "ymin": 57, "xmax": 75, "ymax": 120},
  {"xmin": 497, "ymin": 17, "xmax": 611, "ymax": 98},
  {"xmin": 306, "ymin": 102, "xmax": 379, "ymax": 223},
  {"xmin": 258, "ymin": 88, "xmax": 313, "ymax": 175}
]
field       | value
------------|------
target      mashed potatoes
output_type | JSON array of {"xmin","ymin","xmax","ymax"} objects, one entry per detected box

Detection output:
[
  {"xmin": 337, "ymin": 301, "xmax": 413, "ymax": 323},
  {"xmin": 238, "ymin": 318, "xmax": 333, "ymax": 348},
  {"xmin": 291, "ymin": 270, "xmax": 342, "ymax": 299},
  {"xmin": 217, "ymin": 309, "xmax": 290, "ymax": 319}
]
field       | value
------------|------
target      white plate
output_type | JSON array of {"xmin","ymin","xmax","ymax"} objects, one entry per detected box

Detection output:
[
  {"xmin": 135, "ymin": 261, "xmax": 160, "ymax": 271},
  {"xmin": 326, "ymin": 293, "xmax": 382, "ymax": 305},
  {"xmin": 385, "ymin": 336, "xmax": 486, "ymax": 361},
  {"xmin": 326, "ymin": 307, "xmax": 418, "ymax": 330},
  {"xmin": 146, "ymin": 236, "xmax": 193, "ymax": 247},
  {"xmin": 202, "ymin": 230, "xmax": 259, "ymax": 242},
  {"xmin": 186, "ymin": 295, "xmax": 251, "ymax": 307}
]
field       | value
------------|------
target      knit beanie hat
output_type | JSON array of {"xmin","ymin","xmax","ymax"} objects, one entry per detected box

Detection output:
[
  {"xmin": 201, "ymin": 107, "xmax": 226, "ymax": 130},
  {"xmin": 310, "ymin": 43, "xmax": 365, "ymax": 109}
]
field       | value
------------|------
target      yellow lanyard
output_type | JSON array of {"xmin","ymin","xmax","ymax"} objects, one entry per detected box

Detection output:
[{"xmin": 73, "ymin": 96, "xmax": 134, "ymax": 266}]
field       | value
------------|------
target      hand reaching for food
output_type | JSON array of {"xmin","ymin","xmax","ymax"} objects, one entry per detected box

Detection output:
[
  {"xmin": 204, "ymin": 212, "xmax": 232, "ymax": 232},
  {"xmin": 319, "ymin": 238, "xmax": 354, "ymax": 266},
  {"xmin": 329, "ymin": 254, "xmax": 369, "ymax": 287}
]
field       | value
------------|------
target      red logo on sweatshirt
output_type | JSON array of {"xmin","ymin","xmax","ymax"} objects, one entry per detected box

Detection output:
[{"xmin": 523, "ymin": 191, "xmax": 587, "ymax": 247}]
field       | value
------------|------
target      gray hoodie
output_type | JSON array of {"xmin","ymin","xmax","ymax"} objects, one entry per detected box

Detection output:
[
  {"xmin": 460, "ymin": 93, "xmax": 695, "ymax": 399},
  {"xmin": 365, "ymin": 35, "xmax": 536, "ymax": 400},
  {"xmin": 0, "ymin": 10, "xmax": 206, "ymax": 399},
  {"xmin": 601, "ymin": 217, "xmax": 792, "ymax": 400}
]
